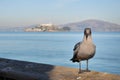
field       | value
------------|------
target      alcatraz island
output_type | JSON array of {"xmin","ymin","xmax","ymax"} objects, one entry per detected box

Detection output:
[{"xmin": 25, "ymin": 23, "xmax": 70, "ymax": 32}]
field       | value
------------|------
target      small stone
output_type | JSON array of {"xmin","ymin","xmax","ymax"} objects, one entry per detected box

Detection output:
[{"xmin": 77, "ymin": 76, "xmax": 81, "ymax": 80}]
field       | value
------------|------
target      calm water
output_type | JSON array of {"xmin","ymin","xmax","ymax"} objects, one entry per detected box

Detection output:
[{"xmin": 0, "ymin": 32, "xmax": 120, "ymax": 74}]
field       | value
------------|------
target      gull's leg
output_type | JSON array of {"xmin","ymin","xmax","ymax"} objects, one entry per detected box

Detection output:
[
  {"xmin": 86, "ymin": 60, "xmax": 88, "ymax": 71},
  {"xmin": 86, "ymin": 60, "xmax": 90, "ymax": 72},
  {"xmin": 78, "ymin": 61, "xmax": 81, "ymax": 73}
]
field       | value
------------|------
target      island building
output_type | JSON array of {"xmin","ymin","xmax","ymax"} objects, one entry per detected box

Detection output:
[{"xmin": 25, "ymin": 23, "xmax": 59, "ymax": 32}]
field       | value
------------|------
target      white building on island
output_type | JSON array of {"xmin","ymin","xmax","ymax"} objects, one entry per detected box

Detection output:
[{"xmin": 25, "ymin": 23, "xmax": 59, "ymax": 32}]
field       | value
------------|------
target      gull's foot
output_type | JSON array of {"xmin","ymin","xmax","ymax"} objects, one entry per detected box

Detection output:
[
  {"xmin": 86, "ymin": 69, "xmax": 91, "ymax": 72},
  {"xmin": 78, "ymin": 70, "xmax": 90, "ymax": 74},
  {"xmin": 78, "ymin": 71, "xmax": 81, "ymax": 74},
  {"xmin": 78, "ymin": 70, "xmax": 82, "ymax": 74}
]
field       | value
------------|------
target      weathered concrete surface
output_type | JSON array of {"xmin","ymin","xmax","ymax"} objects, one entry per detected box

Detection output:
[{"xmin": 0, "ymin": 58, "xmax": 120, "ymax": 80}]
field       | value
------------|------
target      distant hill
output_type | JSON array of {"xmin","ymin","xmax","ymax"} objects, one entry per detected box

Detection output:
[
  {"xmin": 60, "ymin": 19, "xmax": 120, "ymax": 32},
  {"xmin": 1, "ymin": 19, "xmax": 120, "ymax": 32}
]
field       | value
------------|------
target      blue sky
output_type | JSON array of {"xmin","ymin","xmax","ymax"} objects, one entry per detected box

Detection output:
[{"xmin": 0, "ymin": 0, "xmax": 120, "ymax": 27}]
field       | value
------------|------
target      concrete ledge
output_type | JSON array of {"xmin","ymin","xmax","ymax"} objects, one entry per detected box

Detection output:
[
  {"xmin": 0, "ymin": 58, "xmax": 54, "ymax": 80},
  {"xmin": 0, "ymin": 58, "xmax": 120, "ymax": 80}
]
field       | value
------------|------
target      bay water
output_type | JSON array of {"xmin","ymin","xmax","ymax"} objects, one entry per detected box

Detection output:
[{"xmin": 0, "ymin": 32, "xmax": 120, "ymax": 74}]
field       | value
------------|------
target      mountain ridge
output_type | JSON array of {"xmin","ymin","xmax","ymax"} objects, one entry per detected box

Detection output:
[{"xmin": 60, "ymin": 19, "xmax": 120, "ymax": 32}]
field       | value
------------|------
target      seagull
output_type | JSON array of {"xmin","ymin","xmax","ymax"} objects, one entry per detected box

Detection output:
[{"xmin": 70, "ymin": 28, "xmax": 96, "ymax": 73}]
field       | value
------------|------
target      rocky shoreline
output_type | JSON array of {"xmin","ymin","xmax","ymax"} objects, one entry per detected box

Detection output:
[{"xmin": 0, "ymin": 58, "xmax": 120, "ymax": 80}]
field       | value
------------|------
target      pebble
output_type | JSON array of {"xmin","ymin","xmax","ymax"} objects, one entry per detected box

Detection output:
[{"xmin": 76, "ymin": 76, "xmax": 81, "ymax": 80}]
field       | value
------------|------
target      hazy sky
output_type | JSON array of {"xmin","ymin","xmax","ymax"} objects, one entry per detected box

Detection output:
[{"xmin": 0, "ymin": 0, "xmax": 120, "ymax": 27}]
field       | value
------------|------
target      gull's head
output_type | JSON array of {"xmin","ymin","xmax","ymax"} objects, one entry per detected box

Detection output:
[{"xmin": 84, "ymin": 28, "xmax": 91, "ymax": 39}]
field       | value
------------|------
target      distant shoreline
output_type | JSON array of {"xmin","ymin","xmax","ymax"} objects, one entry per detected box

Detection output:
[{"xmin": 1, "ymin": 19, "xmax": 120, "ymax": 32}]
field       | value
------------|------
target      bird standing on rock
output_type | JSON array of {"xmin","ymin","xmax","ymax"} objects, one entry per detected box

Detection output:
[{"xmin": 70, "ymin": 28, "xmax": 96, "ymax": 73}]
